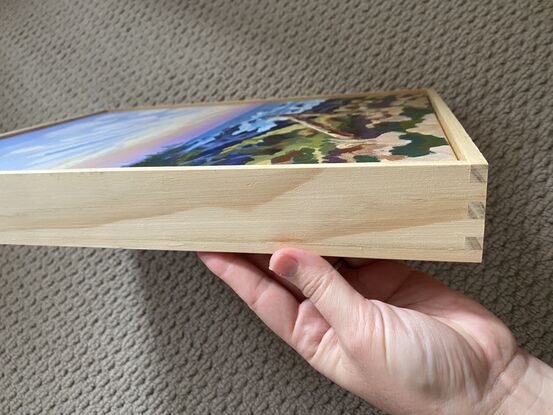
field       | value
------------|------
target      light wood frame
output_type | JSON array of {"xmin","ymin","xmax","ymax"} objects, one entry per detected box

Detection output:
[{"xmin": 0, "ymin": 88, "xmax": 487, "ymax": 262}]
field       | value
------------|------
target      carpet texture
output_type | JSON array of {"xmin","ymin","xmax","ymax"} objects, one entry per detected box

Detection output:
[{"xmin": 1, "ymin": 1, "xmax": 552, "ymax": 413}]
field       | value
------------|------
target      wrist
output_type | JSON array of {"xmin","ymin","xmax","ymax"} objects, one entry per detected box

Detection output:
[{"xmin": 489, "ymin": 349, "xmax": 553, "ymax": 415}]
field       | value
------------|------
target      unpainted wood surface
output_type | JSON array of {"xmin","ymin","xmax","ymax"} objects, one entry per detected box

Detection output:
[
  {"xmin": 427, "ymin": 89, "xmax": 487, "ymax": 165},
  {"xmin": 0, "ymin": 162, "xmax": 486, "ymax": 261}
]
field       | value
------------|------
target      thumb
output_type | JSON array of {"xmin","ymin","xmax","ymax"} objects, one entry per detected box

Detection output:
[{"xmin": 269, "ymin": 248, "xmax": 366, "ymax": 338}]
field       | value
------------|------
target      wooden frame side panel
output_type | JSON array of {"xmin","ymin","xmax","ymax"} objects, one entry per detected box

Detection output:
[
  {"xmin": 426, "ymin": 89, "xmax": 487, "ymax": 165},
  {"xmin": 0, "ymin": 163, "xmax": 486, "ymax": 262},
  {"xmin": 427, "ymin": 88, "xmax": 488, "ymax": 261}
]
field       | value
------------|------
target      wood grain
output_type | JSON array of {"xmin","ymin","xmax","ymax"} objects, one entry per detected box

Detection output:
[
  {"xmin": 427, "ymin": 88, "xmax": 487, "ymax": 165},
  {"xmin": 0, "ymin": 161, "xmax": 486, "ymax": 262}
]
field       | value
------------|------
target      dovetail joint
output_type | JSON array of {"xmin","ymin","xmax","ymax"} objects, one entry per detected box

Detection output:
[
  {"xmin": 468, "ymin": 202, "xmax": 485, "ymax": 219},
  {"xmin": 465, "ymin": 237, "xmax": 483, "ymax": 251},
  {"xmin": 470, "ymin": 165, "xmax": 488, "ymax": 183}
]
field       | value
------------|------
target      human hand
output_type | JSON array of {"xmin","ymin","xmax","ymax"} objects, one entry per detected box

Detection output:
[{"xmin": 198, "ymin": 248, "xmax": 553, "ymax": 414}]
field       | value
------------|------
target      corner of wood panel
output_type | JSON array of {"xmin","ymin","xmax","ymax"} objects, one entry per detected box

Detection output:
[
  {"xmin": 426, "ymin": 89, "xmax": 488, "ymax": 166},
  {"xmin": 464, "ymin": 236, "xmax": 484, "ymax": 262},
  {"xmin": 464, "ymin": 162, "xmax": 487, "ymax": 263},
  {"xmin": 469, "ymin": 163, "xmax": 488, "ymax": 184}
]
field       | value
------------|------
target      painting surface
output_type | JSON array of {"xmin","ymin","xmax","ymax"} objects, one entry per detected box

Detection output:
[{"xmin": 0, "ymin": 92, "xmax": 456, "ymax": 170}]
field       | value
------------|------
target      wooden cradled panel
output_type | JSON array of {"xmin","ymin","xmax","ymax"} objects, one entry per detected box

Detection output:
[{"xmin": 0, "ymin": 89, "xmax": 487, "ymax": 262}]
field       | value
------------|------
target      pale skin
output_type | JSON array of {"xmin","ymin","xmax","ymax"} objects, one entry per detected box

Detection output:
[{"xmin": 198, "ymin": 248, "xmax": 553, "ymax": 415}]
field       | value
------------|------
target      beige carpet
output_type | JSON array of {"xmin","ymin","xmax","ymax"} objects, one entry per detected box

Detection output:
[{"xmin": 1, "ymin": 1, "xmax": 552, "ymax": 413}]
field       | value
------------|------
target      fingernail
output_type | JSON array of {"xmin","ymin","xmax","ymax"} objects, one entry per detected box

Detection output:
[{"xmin": 270, "ymin": 255, "xmax": 299, "ymax": 278}]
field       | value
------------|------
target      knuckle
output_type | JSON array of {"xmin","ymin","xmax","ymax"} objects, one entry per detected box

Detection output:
[
  {"xmin": 220, "ymin": 256, "xmax": 240, "ymax": 278},
  {"xmin": 301, "ymin": 269, "xmax": 334, "ymax": 303},
  {"xmin": 247, "ymin": 276, "xmax": 270, "ymax": 311}
]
